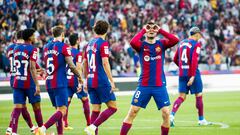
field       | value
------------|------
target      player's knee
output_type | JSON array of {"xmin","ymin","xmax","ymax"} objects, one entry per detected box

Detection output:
[
  {"xmin": 32, "ymin": 102, "xmax": 41, "ymax": 110},
  {"xmin": 92, "ymin": 104, "xmax": 101, "ymax": 112},
  {"xmin": 58, "ymin": 106, "xmax": 67, "ymax": 115},
  {"xmin": 81, "ymin": 97, "xmax": 88, "ymax": 101},
  {"xmin": 15, "ymin": 104, "xmax": 23, "ymax": 108},
  {"xmin": 195, "ymin": 93, "xmax": 202, "ymax": 97},
  {"xmin": 162, "ymin": 109, "xmax": 170, "ymax": 118},
  {"xmin": 129, "ymin": 108, "xmax": 139, "ymax": 118},
  {"xmin": 180, "ymin": 95, "xmax": 186, "ymax": 100}
]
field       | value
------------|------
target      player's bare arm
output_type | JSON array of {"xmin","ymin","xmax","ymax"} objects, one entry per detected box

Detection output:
[
  {"xmin": 102, "ymin": 57, "xmax": 116, "ymax": 91},
  {"xmin": 65, "ymin": 56, "xmax": 83, "ymax": 84},
  {"xmin": 30, "ymin": 60, "xmax": 40, "ymax": 96},
  {"xmin": 82, "ymin": 59, "xmax": 88, "ymax": 92},
  {"xmin": 76, "ymin": 61, "xmax": 83, "ymax": 93}
]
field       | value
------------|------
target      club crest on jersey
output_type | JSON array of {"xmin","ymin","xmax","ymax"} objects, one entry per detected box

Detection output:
[
  {"xmin": 155, "ymin": 46, "xmax": 161, "ymax": 52},
  {"xmin": 144, "ymin": 55, "xmax": 150, "ymax": 62}
]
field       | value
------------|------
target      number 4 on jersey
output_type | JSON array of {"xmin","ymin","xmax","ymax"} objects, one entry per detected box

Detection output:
[
  {"xmin": 87, "ymin": 54, "xmax": 96, "ymax": 72},
  {"xmin": 181, "ymin": 48, "xmax": 188, "ymax": 63}
]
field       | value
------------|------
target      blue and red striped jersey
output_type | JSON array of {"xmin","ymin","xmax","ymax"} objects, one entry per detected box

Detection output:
[
  {"xmin": 6, "ymin": 43, "xmax": 17, "ymax": 87},
  {"xmin": 138, "ymin": 41, "xmax": 166, "ymax": 86},
  {"xmin": 13, "ymin": 44, "xmax": 38, "ymax": 89},
  {"xmin": 67, "ymin": 47, "xmax": 82, "ymax": 87},
  {"xmin": 174, "ymin": 39, "xmax": 201, "ymax": 77},
  {"xmin": 43, "ymin": 41, "xmax": 72, "ymax": 89},
  {"xmin": 84, "ymin": 37, "xmax": 111, "ymax": 88},
  {"xmin": 6, "ymin": 43, "xmax": 17, "ymax": 75},
  {"xmin": 130, "ymin": 29, "xmax": 179, "ymax": 87}
]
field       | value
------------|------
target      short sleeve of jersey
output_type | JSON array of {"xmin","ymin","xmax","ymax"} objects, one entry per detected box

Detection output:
[
  {"xmin": 30, "ymin": 47, "xmax": 38, "ymax": 62},
  {"xmin": 76, "ymin": 52, "xmax": 83, "ymax": 63},
  {"xmin": 62, "ymin": 44, "xmax": 72, "ymax": 57},
  {"xmin": 100, "ymin": 42, "xmax": 109, "ymax": 58}
]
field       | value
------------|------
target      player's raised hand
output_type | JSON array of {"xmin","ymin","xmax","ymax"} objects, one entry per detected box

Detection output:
[
  {"xmin": 187, "ymin": 76, "xmax": 195, "ymax": 86},
  {"xmin": 34, "ymin": 85, "xmax": 41, "ymax": 96},
  {"xmin": 143, "ymin": 25, "xmax": 150, "ymax": 32},
  {"xmin": 154, "ymin": 24, "xmax": 161, "ymax": 32}
]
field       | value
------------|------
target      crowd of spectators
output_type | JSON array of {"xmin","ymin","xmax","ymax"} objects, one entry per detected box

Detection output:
[{"xmin": 0, "ymin": 0, "xmax": 240, "ymax": 77}]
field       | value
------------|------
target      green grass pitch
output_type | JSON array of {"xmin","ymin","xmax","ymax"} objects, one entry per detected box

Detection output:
[{"xmin": 0, "ymin": 91, "xmax": 240, "ymax": 135}]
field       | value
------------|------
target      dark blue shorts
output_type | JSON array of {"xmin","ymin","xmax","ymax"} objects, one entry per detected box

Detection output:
[
  {"xmin": 68, "ymin": 86, "xmax": 88, "ymax": 99},
  {"xmin": 10, "ymin": 76, "xmax": 14, "ymax": 88},
  {"xmin": 47, "ymin": 87, "xmax": 68, "ymax": 107},
  {"xmin": 131, "ymin": 86, "xmax": 170, "ymax": 110},
  {"xmin": 13, "ymin": 88, "xmax": 41, "ymax": 104},
  {"xmin": 88, "ymin": 86, "xmax": 116, "ymax": 104},
  {"xmin": 179, "ymin": 74, "xmax": 203, "ymax": 94}
]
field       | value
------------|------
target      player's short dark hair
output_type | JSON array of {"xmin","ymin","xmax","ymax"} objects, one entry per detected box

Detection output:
[
  {"xmin": 69, "ymin": 33, "xmax": 78, "ymax": 46},
  {"xmin": 22, "ymin": 28, "xmax": 35, "ymax": 41},
  {"xmin": 16, "ymin": 30, "xmax": 23, "ymax": 40},
  {"xmin": 52, "ymin": 26, "xmax": 64, "ymax": 38},
  {"xmin": 93, "ymin": 20, "xmax": 109, "ymax": 35},
  {"xmin": 147, "ymin": 20, "xmax": 156, "ymax": 25}
]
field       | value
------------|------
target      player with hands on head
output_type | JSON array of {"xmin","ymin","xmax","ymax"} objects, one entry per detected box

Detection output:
[{"xmin": 120, "ymin": 21, "xmax": 179, "ymax": 135}]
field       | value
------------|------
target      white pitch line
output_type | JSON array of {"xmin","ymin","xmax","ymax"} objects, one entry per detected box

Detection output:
[
  {"xmin": 211, "ymin": 122, "xmax": 230, "ymax": 129},
  {"xmin": 110, "ymin": 119, "xmax": 230, "ymax": 129},
  {"xmin": 177, "ymin": 120, "xmax": 229, "ymax": 129}
]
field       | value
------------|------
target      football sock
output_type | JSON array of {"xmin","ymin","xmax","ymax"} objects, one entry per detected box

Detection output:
[
  {"xmin": 171, "ymin": 97, "xmax": 184, "ymax": 116},
  {"xmin": 56, "ymin": 117, "xmax": 63, "ymax": 135},
  {"xmin": 22, "ymin": 107, "xmax": 33, "ymax": 128},
  {"xmin": 196, "ymin": 96, "xmax": 204, "ymax": 120},
  {"xmin": 44, "ymin": 111, "xmax": 63, "ymax": 129},
  {"xmin": 11, "ymin": 108, "xmax": 22, "ymax": 133},
  {"xmin": 63, "ymin": 101, "xmax": 71, "ymax": 127},
  {"xmin": 34, "ymin": 108, "xmax": 43, "ymax": 127},
  {"xmin": 161, "ymin": 126, "xmax": 169, "ymax": 135},
  {"xmin": 82, "ymin": 99, "xmax": 91, "ymax": 126},
  {"xmin": 120, "ymin": 122, "xmax": 132, "ymax": 135},
  {"xmin": 93, "ymin": 107, "xmax": 117, "ymax": 127},
  {"xmin": 8, "ymin": 109, "xmax": 14, "ymax": 128},
  {"xmin": 91, "ymin": 110, "xmax": 100, "ymax": 135}
]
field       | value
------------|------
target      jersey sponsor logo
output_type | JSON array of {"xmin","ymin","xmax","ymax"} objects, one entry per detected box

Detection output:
[
  {"xmin": 32, "ymin": 50, "xmax": 38, "ymax": 60},
  {"xmin": 78, "ymin": 56, "xmax": 82, "ymax": 63},
  {"xmin": 16, "ymin": 76, "xmax": 27, "ymax": 80},
  {"xmin": 196, "ymin": 47, "xmax": 201, "ymax": 54},
  {"xmin": 155, "ymin": 46, "xmax": 161, "ymax": 52},
  {"xmin": 67, "ymin": 47, "xmax": 71, "ymax": 55},
  {"xmin": 144, "ymin": 55, "xmax": 161, "ymax": 62},
  {"xmin": 104, "ymin": 46, "xmax": 109, "ymax": 54},
  {"xmin": 181, "ymin": 65, "xmax": 189, "ymax": 69},
  {"xmin": 87, "ymin": 74, "xmax": 94, "ymax": 78},
  {"xmin": 46, "ymin": 75, "xmax": 53, "ymax": 80}
]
